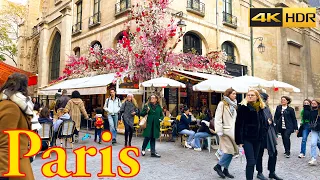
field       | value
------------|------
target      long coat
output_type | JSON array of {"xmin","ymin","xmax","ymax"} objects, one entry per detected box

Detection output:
[
  {"xmin": 140, "ymin": 103, "xmax": 164, "ymax": 139},
  {"xmin": 0, "ymin": 100, "xmax": 35, "ymax": 180},
  {"xmin": 65, "ymin": 98, "xmax": 89, "ymax": 131},
  {"xmin": 120, "ymin": 101, "xmax": 138, "ymax": 128},
  {"xmin": 214, "ymin": 100, "xmax": 239, "ymax": 155}
]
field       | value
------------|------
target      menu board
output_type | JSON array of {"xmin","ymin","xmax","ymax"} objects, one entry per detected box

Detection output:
[{"xmin": 168, "ymin": 88, "xmax": 177, "ymax": 104}]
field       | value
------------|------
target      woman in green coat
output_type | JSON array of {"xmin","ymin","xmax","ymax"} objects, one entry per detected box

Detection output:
[{"xmin": 141, "ymin": 94, "xmax": 164, "ymax": 158}]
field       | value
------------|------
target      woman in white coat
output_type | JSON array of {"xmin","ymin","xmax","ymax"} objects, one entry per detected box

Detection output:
[{"xmin": 214, "ymin": 88, "xmax": 239, "ymax": 179}]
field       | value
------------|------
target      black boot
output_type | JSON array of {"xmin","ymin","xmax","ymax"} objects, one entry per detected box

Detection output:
[
  {"xmin": 269, "ymin": 172, "xmax": 283, "ymax": 180},
  {"xmin": 151, "ymin": 152, "xmax": 161, "ymax": 158},
  {"xmin": 223, "ymin": 168, "xmax": 234, "ymax": 178},
  {"xmin": 125, "ymin": 141, "xmax": 128, "ymax": 147},
  {"xmin": 257, "ymin": 172, "xmax": 268, "ymax": 180},
  {"xmin": 214, "ymin": 164, "xmax": 226, "ymax": 179}
]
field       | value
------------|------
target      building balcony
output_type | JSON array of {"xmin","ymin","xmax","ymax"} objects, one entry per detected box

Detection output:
[
  {"xmin": 72, "ymin": 22, "xmax": 82, "ymax": 35},
  {"xmin": 186, "ymin": 0, "xmax": 205, "ymax": 17},
  {"xmin": 222, "ymin": 12, "xmax": 237, "ymax": 29},
  {"xmin": 54, "ymin": 0, "xmax": 62, "ymax": 5},
  {"xmin": 115, "ymin": 0, "xmax": 131, "ymax": 16},
  {"xmin": 89, "ymin": 12, "xmax": 101, "ymax": 28}
]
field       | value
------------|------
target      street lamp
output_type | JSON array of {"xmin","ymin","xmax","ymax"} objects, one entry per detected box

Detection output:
[
  {"xmin": 174, "ymin": 11, "xmax": 186, "ymax": 34},
  {"xmin": 254, "ymin": 37, "xmax": 265, "ymax": 53}
]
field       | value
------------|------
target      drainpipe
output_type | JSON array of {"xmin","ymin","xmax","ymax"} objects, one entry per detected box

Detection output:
[
  {"xmin": 250, "ymin": 0, "xmax": 254, "ymax": 76},
  {"xmin": 216, "ymin": 0, "xmax": 219, "ymax": 49}
]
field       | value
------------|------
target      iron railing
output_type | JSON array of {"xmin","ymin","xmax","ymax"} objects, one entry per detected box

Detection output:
[
  {"xmin": 223, "ymin": 11, "xmax": 237, "ymax": 27},
  {"xmin": 115, "ymin": 0, "xmax": 131, "ymax": 15},
  {"xmin": 183, "ymin": 47, "xmax": 202, "ymax": 55},
  {"xmin": 187, "ymin": 0, "xmax": 205, "ymax": 15},
  {"xmin": 72, "ymin": 22, "xmax": 82, "ymax": 34},
  {"xmin": 226, "ymin": 55, "xmax": 236, "ymax": 62},
  {"xmin": 89, "ymin": 12, "xmax": 101, "ymax": 27}
]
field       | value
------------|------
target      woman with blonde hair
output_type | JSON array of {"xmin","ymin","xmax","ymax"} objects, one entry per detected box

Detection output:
[
  {"xmin": 120, "ymin": 94, "xmax": 138, "ymax": 147},
  {"xmin": 235, "ymin": 89, "xmax": 268, "ymax": 180}
]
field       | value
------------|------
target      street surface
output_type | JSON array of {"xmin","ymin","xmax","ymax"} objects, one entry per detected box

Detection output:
[{"xmin": 32, "ymin": 130, "xmax": 320, "ymax": 180}]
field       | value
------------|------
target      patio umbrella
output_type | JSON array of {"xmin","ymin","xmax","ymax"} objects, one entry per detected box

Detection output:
[
  {"xmin": 141, "ymin": 77, "xmax": 186, "ymax": 88},
  {"xmin": 232, "ymin": 75, "xmax": 270, "ymax": 88},
  {"xmin": 266, "ymin": 80, "xmax": 300, "ymax": 93},
  {"xmin": 193, "ymin": 76, "xmax": 249, "ymax": 93}
]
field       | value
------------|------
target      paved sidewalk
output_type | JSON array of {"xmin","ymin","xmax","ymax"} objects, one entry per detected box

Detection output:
[{"xmin": 31, "ymin": 130, "xmax": 320, "ymax": 180}]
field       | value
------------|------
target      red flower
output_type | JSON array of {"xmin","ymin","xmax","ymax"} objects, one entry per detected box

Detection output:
[
  {"xmin": 102, "ymin": 55, "xmax": 107, "ymax": 60},
  {"xmin": 136, "ymin": 27, "xmax": 141, "ymax": 32},
  {"xmin": 128, "ymin": 46, "xmax": 132, "ymax": 52},
  {"xmin": 134, "ymin": 53, "xmax": 139, "ymax": 58},
  {"xmin": 123, "ymin": 31, "xmax": 128, "ymax": 37},
  {"xmin": 155, "ymin": 62, "xmax": 160, "ymax": 66}
]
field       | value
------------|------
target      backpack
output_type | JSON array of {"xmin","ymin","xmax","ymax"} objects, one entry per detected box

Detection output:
[
  {"xmin": 95, "ymin": 117, "xmax": 103, "ymax": 127},
  {"xmin": 106, "ymin": 97, "xmax": 121, "ymax": 108}
]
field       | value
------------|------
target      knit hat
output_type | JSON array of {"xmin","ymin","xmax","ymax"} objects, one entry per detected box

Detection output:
[{"xmin": 260, "ymin": 92, "xmax": 269, "ymax": 102}]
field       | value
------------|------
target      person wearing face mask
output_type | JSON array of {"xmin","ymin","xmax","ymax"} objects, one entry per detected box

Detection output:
[
  {"xmin": 308, "ymin": 100, "xmax": 320, "ymax": 165},
  {"xmin": 298, "ymin": 99, "xmax": 312, "ymax": 158},
  {"xmin": 235, "ymin": 89, "xmax": 267, "ymax": 180},
  {"xmin": 274, "ymin": 96, "xmax": 298, "ymax": 158}
]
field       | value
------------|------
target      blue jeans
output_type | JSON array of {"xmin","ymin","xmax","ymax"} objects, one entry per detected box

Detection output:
[
  {"xmin": 108, "ymin": 114, "xmax": 118, "ymax": 140},
  {"xmin": 218, "ymin": 153, "xmax": 233, "ymax": 169},
  {"xmin": 311, "ymin": 130, "xmax": 320, "ymax": 158},
  {"xmin": 300, "ymin": 123, "xmax": 310, "ymax": 155},
  {"xmin": 179, "ymin": 129, "xmax": 195, "ymax": 145},
  {"xmin": 194, "ymin": 132, "xmax": 210, "ymax": 148}
]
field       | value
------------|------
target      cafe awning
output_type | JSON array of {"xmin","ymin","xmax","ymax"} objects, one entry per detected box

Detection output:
[
  {"xmin": 0, "ymin": 61, "xmax": 37, "ymax": 86},
  {"xmin": 39, "ymin": 73, "xmax": 116, "ymax": 96}
]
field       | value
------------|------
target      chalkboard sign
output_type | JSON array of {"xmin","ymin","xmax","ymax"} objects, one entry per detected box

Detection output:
[{"xmin": 168, "ymin": 89, "xmax": 177, "ymax": 104}]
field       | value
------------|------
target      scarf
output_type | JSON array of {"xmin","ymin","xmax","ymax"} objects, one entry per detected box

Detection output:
[
  {"xmin": 0, "ymin": 90, "xmax": 42, "ymax": 130},
  {"xmin": 223, "ymin": 96, "xmax": 237, "ymax": 116},
  {"xmin": 249, "ymin": 101, "xmax": 261, "ymax": 112},
  {"xmin": 150, "ymin": 102, "xmax": 158, "ymax": 110},
  {"xmin": 303, "ymin": 105, "xmax": 311, "ymax": 121}
]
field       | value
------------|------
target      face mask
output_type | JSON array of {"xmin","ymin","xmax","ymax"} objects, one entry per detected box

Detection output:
[{"xmin": 304, "ymin": 105, "xmax": 311, "ymax": 110}]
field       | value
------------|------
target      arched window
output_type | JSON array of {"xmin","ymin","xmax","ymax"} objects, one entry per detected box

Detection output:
[
  {"xmin": 222, "ymin": 41, "xmax": 235, "ymax": 62},
  {"xmin": 74, "ymin": 47, "xmax": 80, "ymax": 57},
  {"xmin": 49, "ymin": 32, "xmax": 61, "ymax": 81},
  {"xmin": 183, "ymin": 32, "xmax": 202, "ymax": 55}
]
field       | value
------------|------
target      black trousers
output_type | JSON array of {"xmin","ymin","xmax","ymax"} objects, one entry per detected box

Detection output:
[
  {"xmin": 0, "ymin": 177, "xmax": 9, "ymax": 180},
  {"xmin": 142, "ymin": 137, "xmax": 156, "ymax": 154},
  {"xmin": 280, "ymin": 129, "xmax": 292, "ymax": 155},
  {"xmin": 124, "ymin": 122, "xmax": 133, "ymax": 145},
  {"xmin": 243, "ymin": 140, "xmax": 261, "ymax": 180},
  {"xmin": 256, "ymin": 146, "xmax": 277, "ymax": 174}
]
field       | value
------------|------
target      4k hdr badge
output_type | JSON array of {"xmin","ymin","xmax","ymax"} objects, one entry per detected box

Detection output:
[{"xmin": 249, "ymin": 8, "xmax": 316, "ymax": 27}]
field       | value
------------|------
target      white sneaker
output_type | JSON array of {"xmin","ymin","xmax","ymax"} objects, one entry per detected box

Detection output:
[
  {"xmin": 318, "ymin": 154, "xmax": 320, "ymax": 157},
  {"xmin": 141, "ymin": 150, "xmax": 146, "ymax": 156},
  {"xmin": 298, "ymin": 153, "xmax": 305, "ymax": 158},
  {"xmin": 308, "ymin": 158, "xmax": 317, "ymax": 166},
  {"xmin": 185, "ymin": 141, "xmax": 192, "ymax": 149},
  {"xmin": 233, "ymin": 154, "xmax": 240, "ymax": 159},
  {"xmin": 194, "ymin": 148, "xmax": 202, "ymax": 151}
]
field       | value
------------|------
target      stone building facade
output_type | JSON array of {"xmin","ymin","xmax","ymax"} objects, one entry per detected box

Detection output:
[{"xmin": 18, "ymin": 0, "xmax": 320, "ymax": 110}]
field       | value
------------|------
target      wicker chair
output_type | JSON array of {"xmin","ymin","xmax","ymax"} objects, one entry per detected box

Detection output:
[
  {"xmin": 35, "ymin": 122, "xmax": 53, "ymax": 158},
  {"xmin": 57, "ymin": 120, "xmax": 75, "ymax": 149}
]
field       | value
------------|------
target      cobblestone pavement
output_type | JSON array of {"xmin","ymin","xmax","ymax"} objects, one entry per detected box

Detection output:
[{"xmin": 32, "ymin": 130, "xmax": 320, "ymax": 180}]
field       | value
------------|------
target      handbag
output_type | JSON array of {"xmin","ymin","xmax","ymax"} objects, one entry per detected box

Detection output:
[
  {"xmin": 139, "ymin": 115, "xmax": 148, "ymax": 130},
  {"xmin": 297, "ymin": 124, "xmax": 304, "ymax": 137}
]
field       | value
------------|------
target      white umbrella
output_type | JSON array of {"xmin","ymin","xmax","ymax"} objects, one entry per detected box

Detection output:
[
  {"xmin": 193, "ymin": 76, "xmax": 249, "ymax": 93},
  {"xmin": 141, "ymin": 77, "xmax": 186, "ymax": 88},
  {"xmin": 232, "ymin": 75, "xmax": 270, "ymax": 87},
  {"xmin": 266, "ymin": 80, "xmax": 300, "ymax": 93}
]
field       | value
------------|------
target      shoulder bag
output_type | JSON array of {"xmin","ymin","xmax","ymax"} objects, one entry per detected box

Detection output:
[{"xmin": 310, "ymin": 115, "xmax": 319, "ymax": 131}]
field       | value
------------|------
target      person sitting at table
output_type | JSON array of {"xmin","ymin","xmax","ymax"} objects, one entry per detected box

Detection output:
[
  {"xmin": 163, "ymin": 106, "xmax": 171, "ymax": 118},
  {"xmin": 178, "ymin": 106, "xmax": 195, "ymax": 149},
  {"xmin": 193, "ymin": 109, "xmax": 215, "ymax": 151}
]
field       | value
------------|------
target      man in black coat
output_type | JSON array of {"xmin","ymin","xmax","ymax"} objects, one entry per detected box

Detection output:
[{"xmin": 274, "ymin": 96, "xmax": 298, "ymax": 158}]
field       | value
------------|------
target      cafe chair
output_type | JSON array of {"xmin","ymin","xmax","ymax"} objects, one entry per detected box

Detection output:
[
  {"xmin": 207, "ymin": 135, "xmax": 219, "ymax": 153},
  {"xmin": 57, "ymin": 120, "xmax": 75, "ymax": 150},
  {"xmin": 133, "ymin": 115, "xmax": 140, "ymax": 137},
  {"xmin": 36, "ymin": 122, "xmax": 53, "ymax": 158}
]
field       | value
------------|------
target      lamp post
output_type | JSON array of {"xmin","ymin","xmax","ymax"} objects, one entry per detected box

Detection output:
[{"xmin": 251, "ymin": 36, "xmax": 265, "ymax": 76}]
